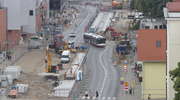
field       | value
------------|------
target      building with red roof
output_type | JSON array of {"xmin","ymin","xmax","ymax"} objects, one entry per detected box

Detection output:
[
  {"xmin": 137, "ymin": 29, "xmax": 166, "ymax": 62},
  {"xmin": 137, "ymin": 29, "xmax": 166, "ymax": 100}
]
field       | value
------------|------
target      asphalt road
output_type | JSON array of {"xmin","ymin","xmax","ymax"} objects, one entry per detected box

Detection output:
[
  {"xmin": 63, "ymin": 5, "xmax": 97, "ymax": 47},
  {"xmin": 66, "ymin": 4, "xmax": 120, "ymax": 99},
  {"xmin": 86, "ymin": 41, "xmax": 119, "ymax": 99}
]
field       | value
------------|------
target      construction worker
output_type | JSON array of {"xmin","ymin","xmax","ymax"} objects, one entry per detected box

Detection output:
[
  {"xmin": 148, "ymin": 94, "xmax": 151, "ymax": 100},
  {"xmin": 96, "ymin": 91, "xmax": 99, "ymax": 98},
  {"xmin": 129, "ymin": 87, "xmax": 132, "ymax": 95},
  {"xmin": 131, "ymin": 80, "xmax": 136, "ymax": 95},
  {"xmin": 85, "ymin": 91, "xmax": 88, "ymax": 98},
  {"xmin": 120, "ymin": 77, "xmax": 124, "ymax": 85}
]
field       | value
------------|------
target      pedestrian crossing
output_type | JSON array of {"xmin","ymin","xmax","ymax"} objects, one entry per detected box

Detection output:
[{"xmin": 80, "ymin": 96, "xmax": 117, "ymax": 100}]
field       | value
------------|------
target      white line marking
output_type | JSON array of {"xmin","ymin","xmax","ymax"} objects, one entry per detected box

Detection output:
[{"xmin": 99, "ymin": 47, "xmax": 109, "ymax": 99}]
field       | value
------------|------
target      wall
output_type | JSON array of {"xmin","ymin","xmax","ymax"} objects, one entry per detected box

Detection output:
[
  {"xmin": 166, "ymin": 18, "xmax": 180, "ymax": 100},
  {"xmin": 36, "ymin": 12, "xmax": 42, "ymax": 33},
  {"xmin": 20, "ymin": 0, "xmax": 36, "ymax": 34},
  {"xmin": 0, "ymin": 8, "xmax": 7, "ymax": 51},
  {"xmin": 142, "ymin": 62, "xmax": 166, "ymax": 99},
  {"xmin": 3, "ymin": 0, "xmax": 21, "ymax": 30},
  {"xmin": 2, "ymin": 0, "xmax": 38, "ymax": 33},
  {"xmin": 7, "ymin": 30, "xmax": 21, "ymax": 48},
  {"xmin": 35, "ymin": 0, "xmax": 49, "ymax": 33}
]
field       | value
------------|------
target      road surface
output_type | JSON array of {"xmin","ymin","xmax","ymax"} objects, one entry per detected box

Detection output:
[
  {"xmin": 63, "ymin": 5, "xmax": 97, "ymax": 47},
  {"xmin": 86, "ymin": 41, "xmax": 120, "ymax": 99},
  {"xmin": 66, "ymin": 3, "xmax": 121, "ymax": 99}
]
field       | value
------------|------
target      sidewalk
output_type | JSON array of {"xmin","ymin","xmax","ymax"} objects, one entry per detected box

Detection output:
[{"xmin": 112, "ymin": 9, "xmax": 141, "ymax": 100}]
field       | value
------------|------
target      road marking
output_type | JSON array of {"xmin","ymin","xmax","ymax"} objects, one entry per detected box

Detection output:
[
  {"xmin": 107, "ymin": 97, "xmax": 111, "ymax": 100},
  {"xmin": 102, "ymin": 97, "xmax": 106, "ymax": 100},
  {"xmin": 99, "ymin": 46, "xmax": 110, "ymax": 99}
]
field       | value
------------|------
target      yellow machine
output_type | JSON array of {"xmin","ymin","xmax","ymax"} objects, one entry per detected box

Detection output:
[
  {"xmin": 45, "ymin": 47, "xmax": 52, "ymax": 72},
  {"xmin": 64, "ymin": 41, "xmax": 77, "ymax": 53}
]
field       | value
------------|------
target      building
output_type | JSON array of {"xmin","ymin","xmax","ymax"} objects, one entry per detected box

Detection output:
[
  {"xmin": 137, "ymin": 29, "xmax": 166, "ymax": 100},
  {"xmin": 0, "ymin": 0, "xmax": 49, "ymax": 48},
  {"xmin": 1, "ymin": 0, "xmax": 49, "ymax": 34},
  {"xmin": 0, "ymin": 8, "xmax": 7, "ymax": 51},
  {"xmin": 140, "ymin": 19, "xmax": 166, "ymax": 30},
  {"xmin": 49, "ymin": 0, "xmax": 66, "ymax": 18},
  {"xmin": 163, "ymin": 1, "xmax": 180, "ymax": 100}
]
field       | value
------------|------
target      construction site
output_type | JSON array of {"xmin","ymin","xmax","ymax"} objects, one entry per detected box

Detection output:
[{"xmin": 0, "ymin": 0, "xmax": 140, "ymax": 100}]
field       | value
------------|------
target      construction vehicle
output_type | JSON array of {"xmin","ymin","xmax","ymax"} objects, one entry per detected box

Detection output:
[
  {"xmin": 45, "ymin": 47, "xmax": 62, "ymax": 73},
  {"xmin": 112, "ymin": 0, "xmax": 123, "ymax": 9},
  {"xmin": 105, "ymin": 27, "xmax": 122, "ymax": 40}
]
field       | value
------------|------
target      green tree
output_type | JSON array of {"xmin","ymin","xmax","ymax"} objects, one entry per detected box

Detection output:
[
  {"xmin": 169, "ymin": 62, "xmax": 180, "ymax": 100},
  {"xmin": 130, "ymin": 0, "xmax": 173, "ymax": 18}
]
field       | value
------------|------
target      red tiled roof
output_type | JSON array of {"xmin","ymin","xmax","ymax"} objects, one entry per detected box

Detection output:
[
  {"xmin": 174, "ymin": 0, "xmax": 180, "ymax": 2},
  {"xmin": 137, "ymin": 29, "xmax": 166, "ymax": 62},
  {"xmin": 166, "ymin": 2, "xmax": 180, "ymax": 12}
]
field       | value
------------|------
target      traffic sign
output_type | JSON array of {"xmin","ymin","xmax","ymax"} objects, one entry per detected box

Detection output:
[
  {"xmin": 124, "ymin": 82, "xmax": 129, "ymax": 91},
  {"xmin": 123, "ymin": 65, "xmax": 128, "ymax": 72},
  {"xmin": 124, "ymin": 82, "xmax": 129, "ymax": 87}
]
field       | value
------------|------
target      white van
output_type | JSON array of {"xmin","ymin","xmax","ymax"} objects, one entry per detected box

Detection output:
[{"xmin": 61, "ymin": 50, "xmax": 71, "ymax": 63}]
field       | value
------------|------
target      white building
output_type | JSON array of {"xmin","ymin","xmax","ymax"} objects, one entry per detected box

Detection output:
[
  {"xmin": 0, "ymin": 0, "xmax": 49, "ymax": 34},
  {"xmin": 164, "ymin": 1, "xmax": 180, "ymax": 100},
  {"xmin": 140, "ymin": 19, "xmax": 166, "ymax": 30}
]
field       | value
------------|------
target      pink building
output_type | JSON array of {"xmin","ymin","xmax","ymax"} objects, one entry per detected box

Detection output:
[
  {"xmin": 36, "ymin": 0, "xmax": 49, "ymax": 33},
  {"xmin": 0, "ymin": 8, "xmax": 7, "ymax": 51},
  {"xmin": 7, "ymin": 30, "xmax": 21, "ymax": 48}
]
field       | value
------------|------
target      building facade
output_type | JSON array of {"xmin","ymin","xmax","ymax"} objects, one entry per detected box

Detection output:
[
  {"xmin": 140, "ymin": 19, "xmax": 166, "ymax": 30},
  {"xmin": 0, "ymin": 8, "xmax": 7, "ymax": 51},
  {"xmin": 164, "ymin": 1, "xmax": 180, "ymax": 100},
  {"xmin": 137, "ymin": 29, "xmax": 166, "ymax": 100},
  {"xmin": 0, "ymin": 0, "xmax": 49, "ymax": 49},
  {"xmin": 1, "ymin": 0, "xmax": 49, "ymax": 34}
]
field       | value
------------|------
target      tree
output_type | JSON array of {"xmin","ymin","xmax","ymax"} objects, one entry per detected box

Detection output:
[
  {"xmin": 130, "ymin": 0, "xmax": 173, "ymax": 18},
  {"xmin": 169, "ymin": 62, "xmax": 180, "ymax": 100}
]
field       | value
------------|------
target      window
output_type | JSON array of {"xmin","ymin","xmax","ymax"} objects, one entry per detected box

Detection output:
[
  {"xmin": 145, "ymin": 26, "xmax": 150, "ymax": 29},
  {"xmin": 29, "ymin": 10, "xmax": 33, "ymax": 16},
  {"xmin": 163, "ymin": 25, "xmax": 167, "ymax": 29},
  {"xmin": 156, "ymin": 40, "xmax": 161, "ymax": 48},
  {"xmin": 159, "ymin": 25, "xmax": 163, "ymax": 29},
  {"xmin": 154, "ymin": 25, "xmax": 158, "ymax": 29}
]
